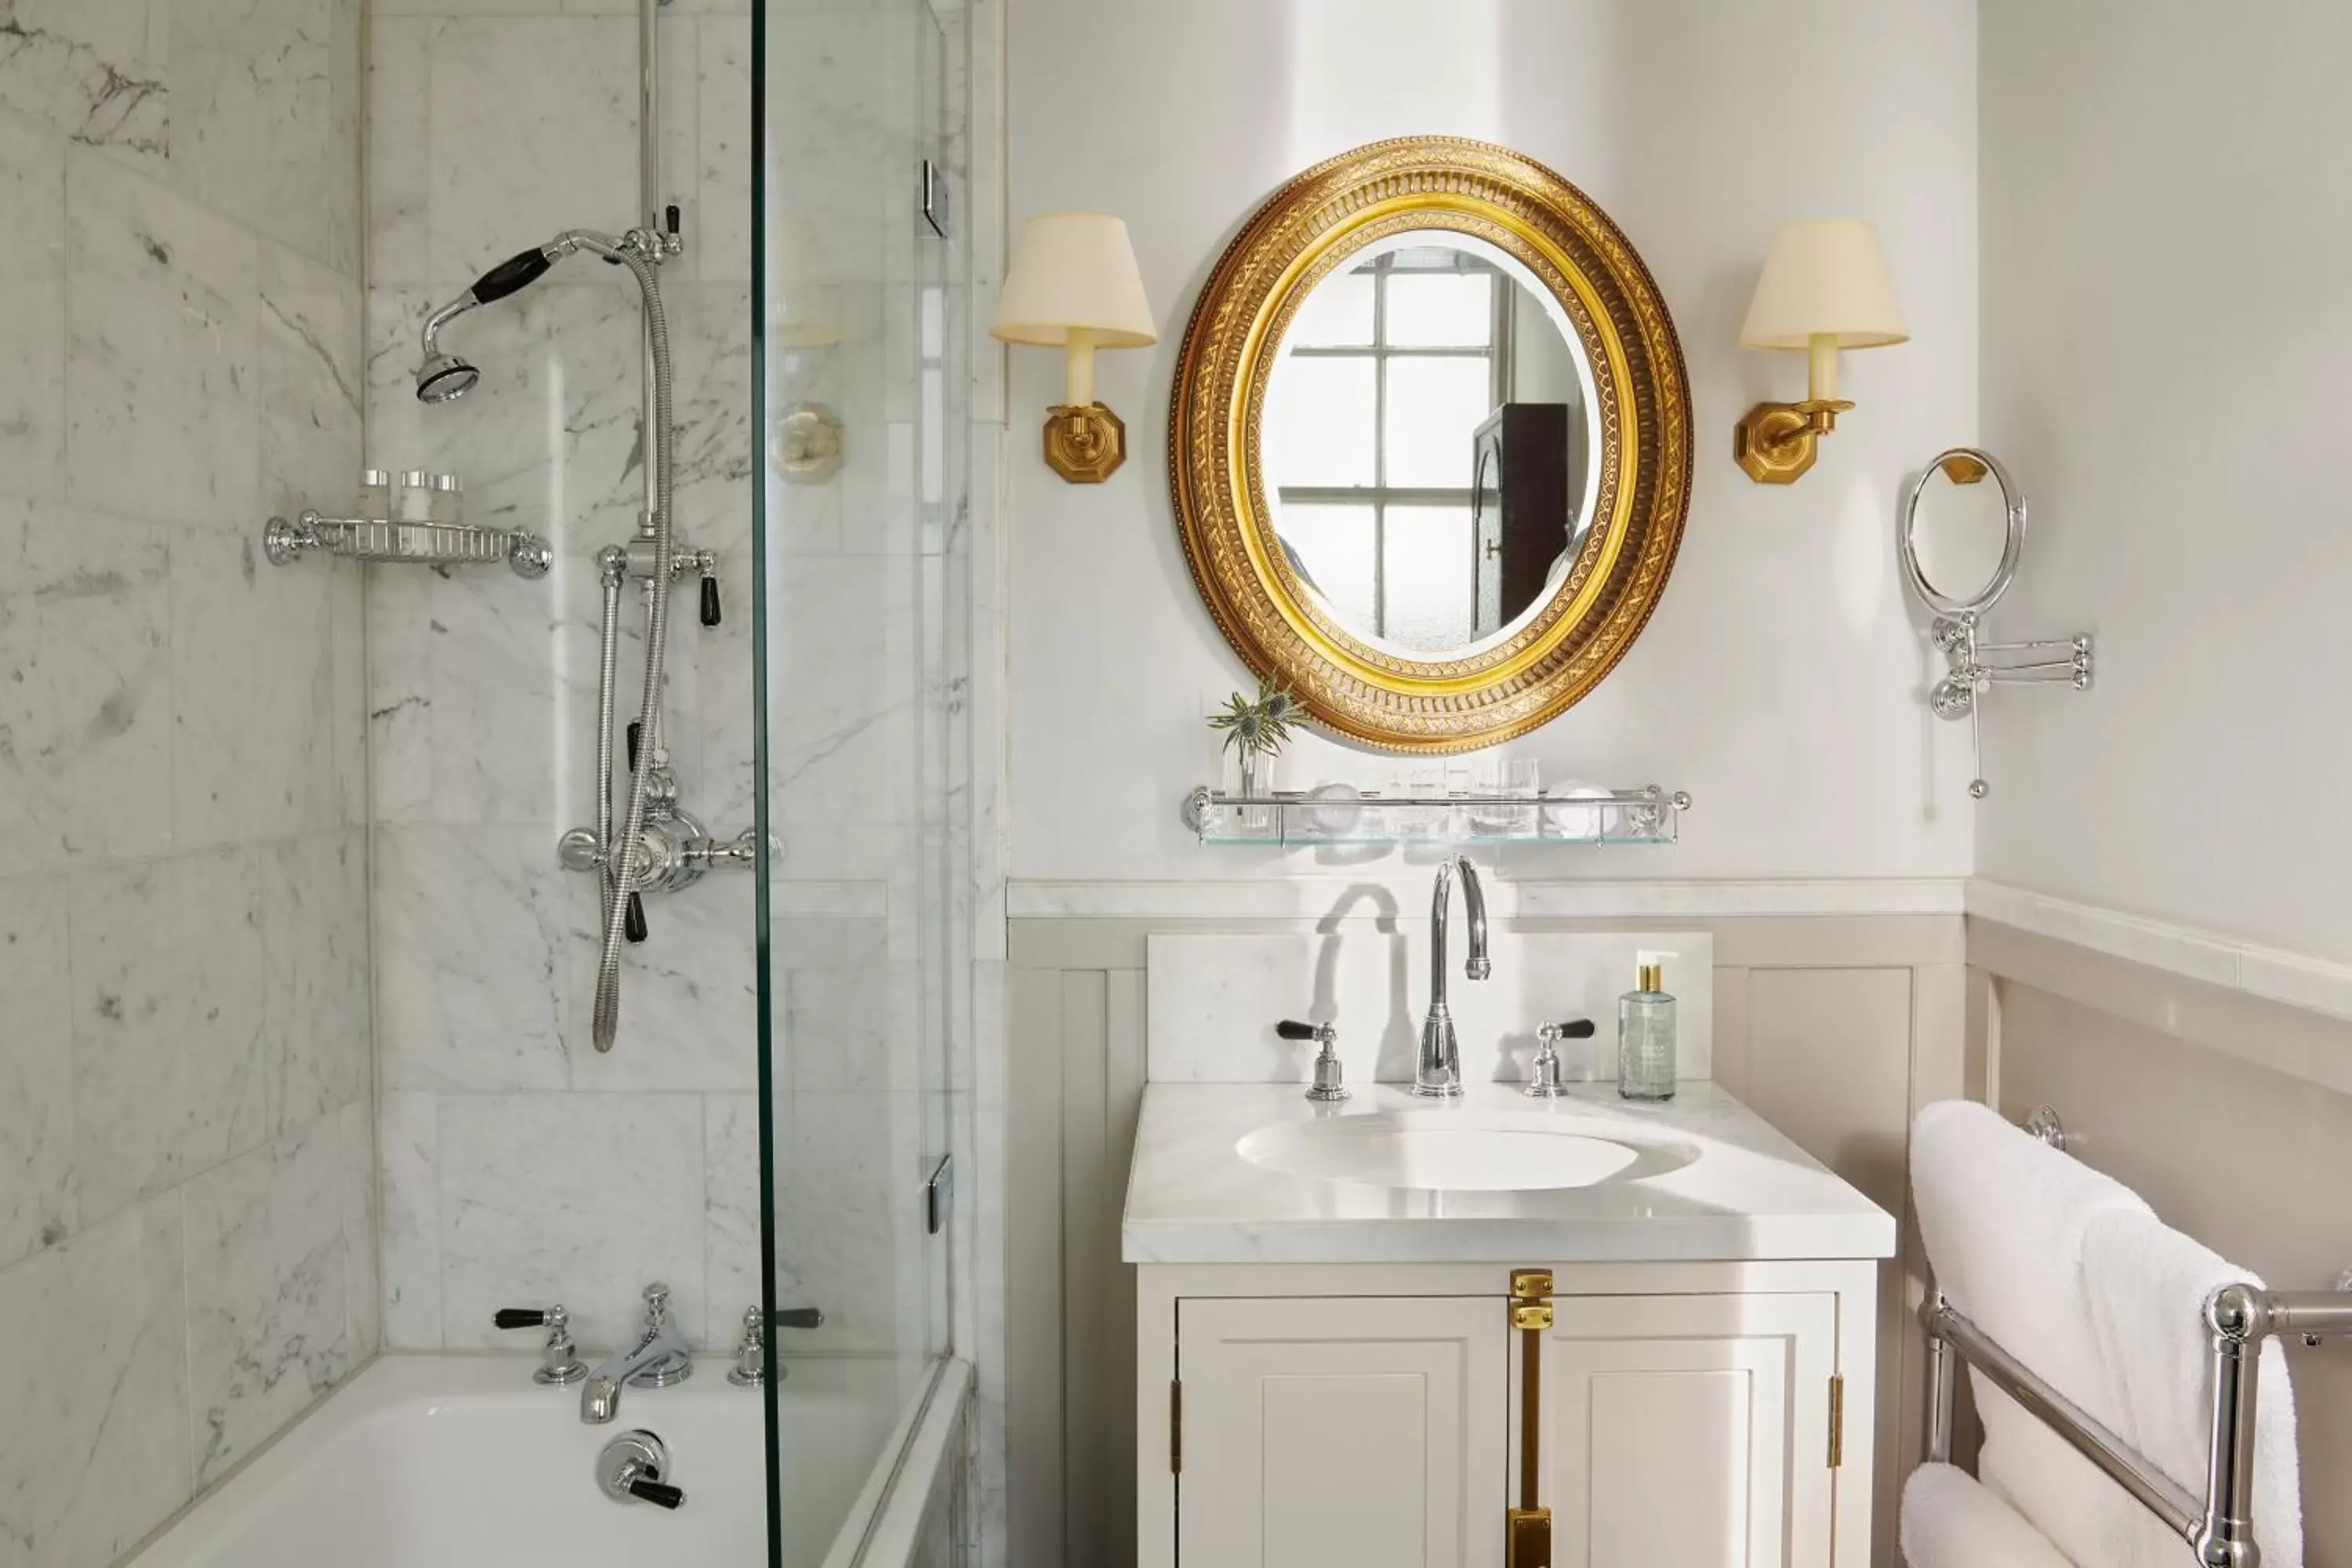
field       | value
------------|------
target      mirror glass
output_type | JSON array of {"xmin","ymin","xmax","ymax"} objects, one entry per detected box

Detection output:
[
  {"xmin": 1261, "ymin": 234, "xmax": 1599, "ymax": 656},
  {"xmin": 1907, "ymin": 453, "xmax": 2015, "ymax": 610}
]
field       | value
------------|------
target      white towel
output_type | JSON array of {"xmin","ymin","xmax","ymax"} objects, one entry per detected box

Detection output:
[
  {"xmin": 1911, "ymin": 1100, "xmax": 2151, "ymax": 1566},
  {"xmin": 2082, "ymin": 1207, "xmax": 2303, "ymax": 1568},
  {"xmin": 1901, "ymin": 1462, "xmax": 2077, "ymax": 1568}
]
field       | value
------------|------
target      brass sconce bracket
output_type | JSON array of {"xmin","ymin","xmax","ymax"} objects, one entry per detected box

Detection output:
[
  {"xmin": 1733, "ymin": 397, "xmax": 1854, "ymax": 485},
  {"xmin": 1043, "ymin": 401, "xmax": 1126, "ymax": 484}
]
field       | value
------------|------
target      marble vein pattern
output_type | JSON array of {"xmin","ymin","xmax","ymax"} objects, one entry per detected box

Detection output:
[
  {"xmin": 71, "ymin": 846, "xmax": 273, "ymax": 1229},
  {"xmin": 424, "ymin": 18, "xmax": 636, "ymax": 283},
  {"xmin": 0, "ymin": 107, "xmax": 66, "ymax": 503},
  {"xmin": 377, "ymin": 1091, "xmax": 442, "ymax": 1348},
  {"xmin": 0, "ymin": 0, "xmax": 169, "ymax": 165},
  {"xmin": 0, "ymin": 1195, "xmax": 192, "ymax": 1568},
  {"xmin": 0, "ymin": 499, "xmax": 171, "ymax": 870},
  {"xmin": 340, "ymin": 1099, "xmax": 384, "ymax": 1360},
  {"xmin": 374, "ymin": 825, "xmax": 574, "ymax": 1093},
  {"xmin": 0, "ymin": 877, "xmax": 74, "ymax": 1272},
  {"xmin": 64, "ymin": 147, "xmax": 262, "ymax": 525},
  {"xmin": 182, "ymin": 1112, "xmax": 353, "ymax": 1486},
  {"xmin": 171, "ymin": 0, "xmax": 362, "ymax": 274},
  {"xmin": 263, "ymin": 830, "xmax": 371, "ymax": 1132},
  {"xmin": 702, "ymin": 1092, "xmax": 761, "ymax": 1348},
  {"xmin": 437, "ymin": 1092, "xmax": 706, "ymax": 1352},
  {"xmin": 258, "ymin": 234, "xmax": 365, "ymax": 518},
  {"xmin": 171, "ymin": 530, "xmax": 342, "ymax": 851},
  {"xmin": 0, "ymin": 0, "xmax": 372, "ymax": 1554}
]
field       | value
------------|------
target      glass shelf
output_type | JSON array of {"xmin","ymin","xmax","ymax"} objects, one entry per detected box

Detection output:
[{"xmin": 1181, "ymin": 784, "xmax": 1690, "ymax": 847}]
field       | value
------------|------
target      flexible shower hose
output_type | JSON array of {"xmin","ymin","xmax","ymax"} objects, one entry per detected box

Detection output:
[{"xmin": 590, "ymin": 238, "xmax": 676, "ymax": 1051}]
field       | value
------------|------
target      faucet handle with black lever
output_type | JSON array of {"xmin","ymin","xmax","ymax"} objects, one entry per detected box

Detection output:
[
  {"xmin": 1276, "ymin": 1019, "xmax": 1349, "ymax": 1104},
  {"xmin": 1525, "ymin": 1018, "xmax": 1597, "ymax": 1099},
  {"xmin": 494, "ymin": 1303, "xmax": 589, "ymax": 1385}
]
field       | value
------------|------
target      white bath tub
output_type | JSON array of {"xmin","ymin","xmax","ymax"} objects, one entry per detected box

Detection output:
[{"xmin": 125, "ymin": 1355, "xmax": 963, "ymax": 1568}]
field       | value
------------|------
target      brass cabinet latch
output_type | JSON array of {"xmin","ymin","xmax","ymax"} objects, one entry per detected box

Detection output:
[{"xmin": 1507, "ymin": 1269, "xmax": 1554, "ymax": 1568}]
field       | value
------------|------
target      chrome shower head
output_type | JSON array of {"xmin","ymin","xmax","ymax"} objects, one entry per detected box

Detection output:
[{"xmin": 415, "ymin": 351, "xmax": 481, "ymax": 404}]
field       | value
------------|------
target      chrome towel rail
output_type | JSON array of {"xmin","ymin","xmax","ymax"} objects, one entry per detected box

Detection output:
[
  {"xmin": 1925, "ymin": 1282, "xmax": 2352, "ymax": 1566},
  {"xmin": 264, "ymin": 510, "xmax": 554, "ymax": 579}
]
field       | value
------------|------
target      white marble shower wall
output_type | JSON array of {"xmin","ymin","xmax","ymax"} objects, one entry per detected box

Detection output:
[
  {"xmin": 0, "ymin": 2, "xmax": 375, "ymax": 1564},
  {"xmin": 365, "ymin": 0, "xmax": 968, "ymax": 1363}
]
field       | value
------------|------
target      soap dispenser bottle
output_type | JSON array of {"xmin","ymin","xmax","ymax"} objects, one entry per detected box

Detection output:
[{"xmin": 1617, "ymin": 949, "xmax": 1677, "ymax": 1101}]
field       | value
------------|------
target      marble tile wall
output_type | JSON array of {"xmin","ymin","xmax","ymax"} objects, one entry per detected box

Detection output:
[
  {"xmin": 365, "ymin": 0, "xmax": 977, "ymax": 1403},
  {"xmin": 0, "ymin": 3, "xmax": 374, "ymax": 1565}
]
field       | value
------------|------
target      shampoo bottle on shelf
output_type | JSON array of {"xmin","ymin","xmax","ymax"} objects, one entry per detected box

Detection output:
[{"xmin": 1617, "ymin": 949, "xmax": 1677, "ymax": 1101}]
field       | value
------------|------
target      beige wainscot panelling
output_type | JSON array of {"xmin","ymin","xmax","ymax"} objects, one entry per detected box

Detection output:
[
  {"xmin": 1005, "ymin": 907, "xmax": 1965, "ymax": 1568},
  {"xmin": 1972, "ymin": 915, "xmax": 2352, "ymax": 1566}
]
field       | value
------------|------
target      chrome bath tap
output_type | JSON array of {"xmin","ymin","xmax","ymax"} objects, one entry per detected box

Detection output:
[
  {"xmin": 581, "ymin": 1283, "xmax": 695, "ymax": 1425},
  {"xmin": 1414, "ymin": 855, "xmax": 1490, "ymax": 1097}
]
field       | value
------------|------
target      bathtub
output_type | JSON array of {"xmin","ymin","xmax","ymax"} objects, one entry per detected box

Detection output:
[{"xmin": 125, "ymin": 1355, "xmax": 967, "ymax": 1568}]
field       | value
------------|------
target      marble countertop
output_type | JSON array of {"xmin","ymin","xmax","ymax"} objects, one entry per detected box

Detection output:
[{"xmin": 1123, "ymin": 1081, "xmax": 1898, "ymax": 1265}]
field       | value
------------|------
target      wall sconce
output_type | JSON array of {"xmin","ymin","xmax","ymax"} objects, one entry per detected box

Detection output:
[
  {"xmin": 1733, "ymin": 220, "xmax": 1907, "ymax": 485},
  {"xmin": 992, "ymin": 213, "xmax": 1157, "ymax": 484}
]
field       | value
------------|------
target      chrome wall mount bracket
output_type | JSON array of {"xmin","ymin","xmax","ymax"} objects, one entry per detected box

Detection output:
[{"xmin": 2022, "ymin": 1104, "xmax": 2067, "ymax": 1151}]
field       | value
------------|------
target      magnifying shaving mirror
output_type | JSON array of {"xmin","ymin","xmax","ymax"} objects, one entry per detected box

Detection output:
[{"xmin": 1898, "ymin": 447, "xmax": 2093, "ymax": 797}]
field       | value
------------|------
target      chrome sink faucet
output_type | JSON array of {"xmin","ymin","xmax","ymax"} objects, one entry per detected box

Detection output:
[
  {"xmin": 1414, "ymin": 855, "xmax": 1490, "ymax": 1097},
  {"xmin": 581, "ymin": 1283, "xmax": 695, "ymax": 1425}
]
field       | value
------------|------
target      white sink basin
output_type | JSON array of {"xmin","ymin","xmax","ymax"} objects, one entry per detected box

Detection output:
[{"xmin": 1235, "ymin": 1112, "xmax": 1701, "ymax": 1192}]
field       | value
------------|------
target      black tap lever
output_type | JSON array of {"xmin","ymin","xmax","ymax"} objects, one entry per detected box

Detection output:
[
  {"xmin": 699, "ymin": 570, "xmax": 721, "ymax": 627},
  {"xmin": 629, "ymin": 1479, "xmax": 685, "ymax": 1510}
]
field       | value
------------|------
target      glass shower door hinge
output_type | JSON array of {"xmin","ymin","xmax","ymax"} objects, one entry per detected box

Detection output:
[
  {"xmin": 920, "ymin": 158, "xmax": 949, "ymax": 239},
  {"xmin": 924, "ymin": 1152, "xmax": 954, "ymax": 1236}
]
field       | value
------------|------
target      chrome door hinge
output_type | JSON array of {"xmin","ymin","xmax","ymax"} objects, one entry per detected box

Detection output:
[
  {"xmin": 1170, "ymin": 1380, "xmax": 1182, "ymax": 1473},
  {"xmin": 1828, "ymin": 1374, "xmax": 1846, "ymax": 1468}
]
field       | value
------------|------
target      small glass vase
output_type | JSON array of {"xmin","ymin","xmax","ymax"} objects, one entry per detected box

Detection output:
[{"xmin": 1234, "ymin": 748, "xmax": 1277, "ymax": 835}]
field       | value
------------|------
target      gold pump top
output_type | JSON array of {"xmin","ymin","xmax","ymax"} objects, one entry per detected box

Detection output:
[{"xmin": 1637, "ymin": 961, "xmax": 1664, "ymax": 993}]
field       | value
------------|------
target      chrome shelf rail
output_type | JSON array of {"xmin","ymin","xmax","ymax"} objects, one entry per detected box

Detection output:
[
  {"xmin": 1181, "ymin": 784, "xmax": 1690, "ymax": 847},
  {"xmin": 263, "ymin": 510, "xmax": 554, "ymax": 579}
]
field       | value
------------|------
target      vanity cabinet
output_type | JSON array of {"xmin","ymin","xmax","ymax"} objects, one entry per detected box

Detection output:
[
  {"xmin": 1175, "ymin": 1295, "xmax": 1509, "ymax": 1568},
  {"xmin": 1138, "ymin": 1262, "xmax": 1874, "ymax": 1568}
]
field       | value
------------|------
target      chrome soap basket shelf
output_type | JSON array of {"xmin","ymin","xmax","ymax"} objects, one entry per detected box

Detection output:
[
  {"xmin": 1182, "ymin": 783, "xmax": 1690, "ymax": 847},
  {"xmin": 264, "ymin": 510, "xmax": 554, "ymax": 579}
]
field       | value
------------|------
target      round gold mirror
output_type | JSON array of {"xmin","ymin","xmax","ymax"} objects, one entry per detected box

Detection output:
[{"xmin": 1171, "ymin": 136, "xmax": 1692, "ymax": 751}]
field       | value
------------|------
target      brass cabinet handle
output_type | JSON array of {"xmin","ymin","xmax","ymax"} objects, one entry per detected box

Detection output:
[{"xmin": 1507, "ymin": 1269, "xmax": 1554, "ymax": 1568}]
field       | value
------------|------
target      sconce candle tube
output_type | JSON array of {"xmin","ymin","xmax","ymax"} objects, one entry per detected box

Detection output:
[
  {"xmin": 1808, "ymin": 332, "xmax": 1839, "ymax": 404},
  {"xmin": 1063, "ymin": 327, "xmax": 1099, "ymax": 408}
]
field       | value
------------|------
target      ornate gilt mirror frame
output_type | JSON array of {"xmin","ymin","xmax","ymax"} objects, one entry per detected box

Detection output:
[{"xmin": 1169, "ymin": 136, "xmax": 1692, "ymax": 751}]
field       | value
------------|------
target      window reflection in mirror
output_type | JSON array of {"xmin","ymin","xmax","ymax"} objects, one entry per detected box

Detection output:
[{"xmin": 1265, "ymin": 236, "xmax": 1598, "ymax": 657}]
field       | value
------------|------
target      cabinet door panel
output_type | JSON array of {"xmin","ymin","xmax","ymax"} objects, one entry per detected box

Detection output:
[
  {"xmin": 1535, "ymin": 1293, "xmax": 1837, "ymax": 1568},
  {"xmin": 1178, "ymin": 1296, "xmax": 1508, "ymax": 1568}
]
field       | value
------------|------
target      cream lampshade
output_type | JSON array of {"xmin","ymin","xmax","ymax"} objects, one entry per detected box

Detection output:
[
  {"xmin": 993, "ymin": 213, "xmax": 1157, "ymax": 482},
  {"xmin": 1733, "ymin": 220, "xmax": 1908, "ymax": 484}
]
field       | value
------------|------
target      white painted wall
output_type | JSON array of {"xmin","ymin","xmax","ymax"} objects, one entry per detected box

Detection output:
[
  {"xmin": 1978, "ymin": 1, "xmax": 2352, "ymax": 961},
  {"xmin": 1004, "ymin": 0, "xmax": 1981, "ymax": 885}
]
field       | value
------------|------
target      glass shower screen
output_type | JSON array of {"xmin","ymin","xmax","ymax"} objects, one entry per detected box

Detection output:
[{"xmin": 750, "ymin": 0, "xmax": 963, "ymax": 1562}]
